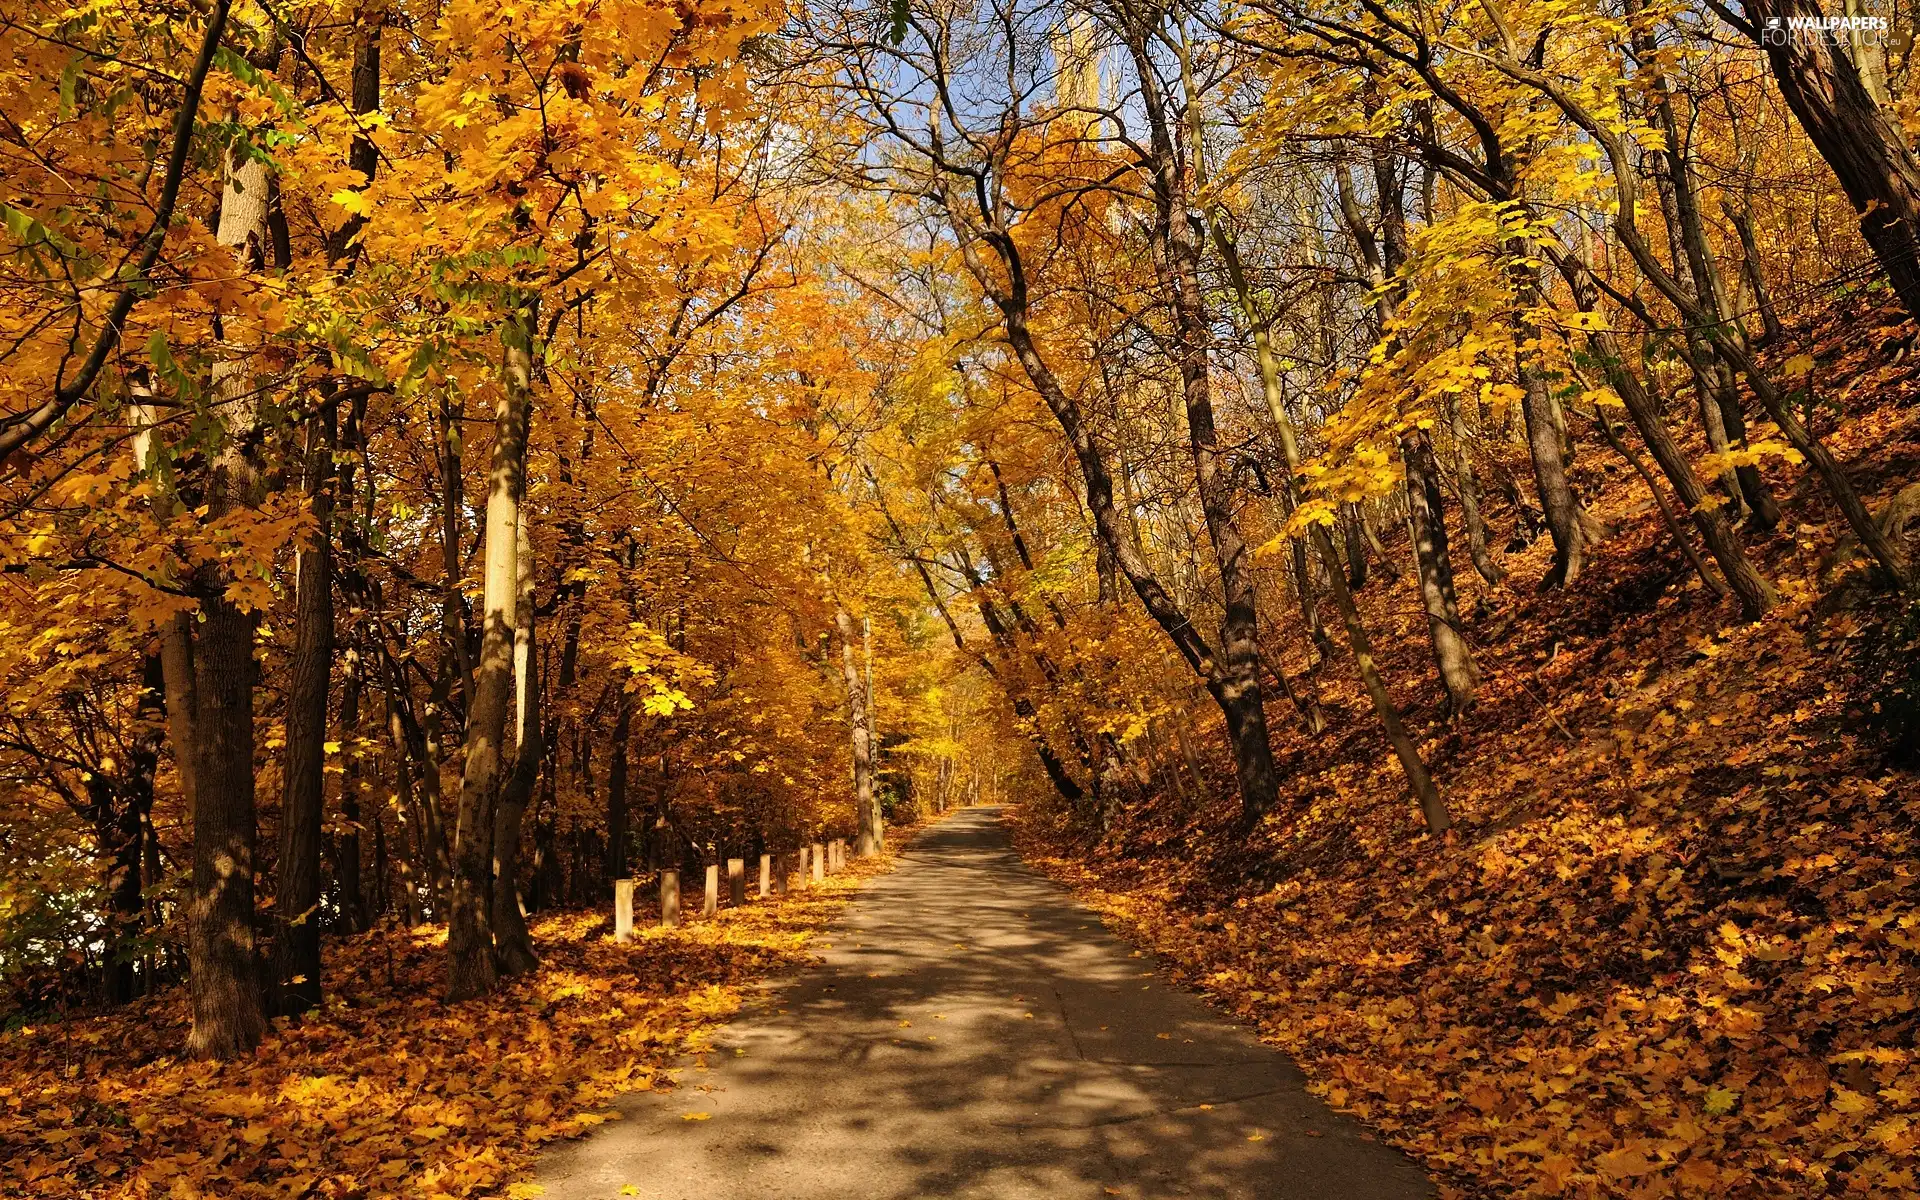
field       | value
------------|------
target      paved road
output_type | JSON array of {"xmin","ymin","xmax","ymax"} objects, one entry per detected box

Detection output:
[{"xmin": 533, "ymin": 807, "xmax": 1433, "ymax": 1199}]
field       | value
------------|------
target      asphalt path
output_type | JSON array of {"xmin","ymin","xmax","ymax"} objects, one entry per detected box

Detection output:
[{"xmin": 532, "ymin": 806, "xmax": 1434, "ymax": 1199}]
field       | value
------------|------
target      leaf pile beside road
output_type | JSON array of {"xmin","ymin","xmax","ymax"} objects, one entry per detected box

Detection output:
[
  {"xmin": 0, "ymin": 850, "xmax": 904, "ymax": 1199},
  {"xmin": 1013, "ymin": 400, "xmax": 1920, "ymax": 1198}
]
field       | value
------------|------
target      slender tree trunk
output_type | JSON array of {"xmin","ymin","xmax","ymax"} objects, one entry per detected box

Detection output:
[
  {"xmin": 1724, "ymin": 202, "xmax": 1785, "ymax": 345},
  {"xmin": 337, "ymin": 641, "xmax": 368, "ymax": 932},
  {"xmin": 383, "ymin": 647, "xmax": 453, "ymax": 908},
  {"xmin": 605, "ymin": 697, "xmax": 631, "ymax": 882},
  {"xmin": 1314, "ymin": 524, "xmax": 1450, "ymax": 835},
  {"xmin": 1588, "ymin": 401, "xmax": 1729, "ymax": 599},
  {"xmin": 1584, "ymin": 329, "xmax": 1778, "ymax": 618},
  {"xmin": 133, "ymin": 382, "xmax": 201, "ymax": 823},
  {"xmin": 447, "ymin": 298, "xmax": 536, "ymax": 1000},
  {"xmin": 387, "ymin": 698, "xmax": 425, "ymax": 925},
  {"xmin": 1130, "ymin": 27, "xmax": 1278, "ymax": 822},
  {"xmin": 836, "ymin": 608, "xmax": 880, "ymax": 856},
  {"xmin": 1445, "ymin": 394, "xmax": 1506, "ymax": 586},
  {"xmin": 159, "ymin": 614, "xmax": 198, "ymax": 815},
  {"xmin": 1402, "ymin": 430, "xmax": 1479, "ymax": 711},
  {"xmin": 491, "ymin": 510, "xmax": 540, "ymax": 976},
  {"xmin": 105, "ymin": 655, "xmax": 165, "ymax": 1004},
  {"xmin": 439, "ymin": 391, "xmax": 473, "ymax": 719},
  {"xmin": 275, "ymin": 409, "xmax": 334, "ymax": 1015},
  {"xmin": 1516, "ymin": 341, "xmax": 1593, "ymax": 587}
]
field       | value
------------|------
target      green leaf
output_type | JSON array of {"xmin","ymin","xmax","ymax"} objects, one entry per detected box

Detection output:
[{"xmin": 58, "ymin": 56, "xmax": 82, "ymax": 120}]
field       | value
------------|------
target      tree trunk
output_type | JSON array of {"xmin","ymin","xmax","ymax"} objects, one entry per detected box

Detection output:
[
  {"xmin": 274, "ymin": 409, "xmax": 334, "ymax": 1016},
  {"xmin": 605, "ymin": 697, "xmax": 631, "ymax": 882},
  {"xmin": 1444, "ymin": 394, "xmax": 1506, "ymax": 586},
  {"xmin": 491, "ymin": 509, "xmax": 540, "ymax": 976},
  {"xmin": 1724, "ymin": 201, "xmax": 1785, "ymax": 345},
  {"xmin": 135, "ymin": 382, "xmax": 201, "ymax": 823},
  {"xmin": 1314, "ymin": 524, "xmax": 1450, "ymax": 835},
  {"xmin": 186, "ymin": 138, "xmax": 274, "ymax": 1060},
  {"xmin": 160, "ymin": 613, "xmax": 199, "ymax": 817},
  {"xmin": 1341, "ymin": 503, "xmax": 1370, "ymax": 588},
  {"xmin": 1402, "ymin": 430, "xmax": 1479, "ymax": 711},
  {"xmin": 439, "ymin": 391, "xmax": 473, "ymax": 719},
  {"xmin": 447, "ymin": 298, "xmax": 536, "ymax": 1000},
  {"xmin": 1129, "ymin": 28, "xmax": 1278, "ymax": 823},
  {"xmin": 837, "ymin": 608, "xmax": 881, "ymax": 856},
  {"xmin": 104, "ymin": 654, "xmax": 165, "ymax": 1004},
  {"xmin": 386, "ymin": 695, "xmax": 425, "ymax": 925},
  {"xmin": 1586, "ymin": 330, "xmax": 1778, "ymax": 619},
  {"xmin": 1744, "ymin": 0, "xmax": 1920, "ymax": 322},
  {"xmin": 336, "ymin": 635, "xmax": 367, "ymax": 932},
  {"xmin": 1516, "ymin": 343, "xmax": 1593, "ymax": 587},
  {"xmin": 1588, "ymin": 401, "xmax": 1729, "ymax": 599}
]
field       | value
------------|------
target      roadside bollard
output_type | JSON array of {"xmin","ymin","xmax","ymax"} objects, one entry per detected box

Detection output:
[
  {"xmin": 615, "ymin": 878, "xmax": 635, "ymax": 943},
  {"xmin": 728, "ymin": 857, "xmax": 746, "ymax": 906},
  {"xmin": 758, "ymin": 854, "xmax": 771, "ymax": 899},
  {"xmin": 660, "ymin": 869, "xmax": 680, "ymax": 928},
  {"xmin": 812, "ymin": 842, "xmax": 825, "ymax": 883},
  {"xmin": 704, "ymin": 864, "xmax": 719, "ymax": 916}
]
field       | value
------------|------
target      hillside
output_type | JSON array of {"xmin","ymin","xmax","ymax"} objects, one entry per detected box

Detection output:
[{"xmin": 1013, "ymin": 304, "xmax": 1920, "ymax": 1198}]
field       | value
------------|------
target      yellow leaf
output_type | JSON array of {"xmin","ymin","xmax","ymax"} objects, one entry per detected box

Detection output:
[
  {"xmin": 1597, "ymin": 1145, "xmax": 1655, "ymax": 1178},
  {"xmin": 1833, "ymin": 1088, "xmax": 1876, "ymax": 1115}
]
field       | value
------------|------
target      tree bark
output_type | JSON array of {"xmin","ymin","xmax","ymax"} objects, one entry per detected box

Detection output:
[
  {"xmin": 1742, "ymin": 0, "xmax": 1920, "ymax": 322},
  {"xmin": 102, "ymin": 654, "xmax": 165, "ymax": 1004},
  {"xmin": 439, "ymin": 391, "xmax": 474, "ymax": 720},
  {"xmin": 447, "ymin": 298, "xmax": 536, "ymax": 1000},
  {"xmin": 491, "ymin": 509, "xmax": 540, "ymax": 976},
  {"xmin": 1516, "ymin": 338, "xmax": 1593, "ymax": 587},
  {"xmin": 837, "ymin": 608, "xmax": 881, "ymax": 857},
  {"xmin": 605, "ymin": 696, "xmax": 631, "ymax": 882},
  {"xmin": 186, "ymin": 136, "xmax": 273, "ymax": 1060},
  {"xmin": 1583, "ymin": 330, "xmax": 1777, "ymax": 618},
  {"xmin": 1313, "ymin": 523, "xmax": 1450, "ymax": 835},
  {"xmin": 274, "ymin": 408, "xmax": 334, "ymax": 1016},
  {"xmin": 1128, "ymin": 25, "xmax": 1279, "ymax": 823},
  {"xmin": 1444, "ymin": 393, "xmax": 1506, "ymax": 586},
  {"xmin": 1724, "ymin": 201, "xmax": 1785, "ymax": 345},
  {"xmin": 1402, "ymin": 429, "xmax": 1479, "ymax": 711}
]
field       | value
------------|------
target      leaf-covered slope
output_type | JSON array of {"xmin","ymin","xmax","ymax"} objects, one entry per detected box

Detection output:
[{"xmin": 1013, "ymin": 312, "xmax": 1920, "ymax": 1199}]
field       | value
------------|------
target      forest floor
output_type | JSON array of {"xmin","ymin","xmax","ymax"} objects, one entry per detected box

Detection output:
[
  {"xmin": 0, "ymin": 817, "xmax": 940, "ymax": 1199},
  {"xmin": 1013, "ymin": 305, "xmax": 1920, "ymax": 1198}
]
